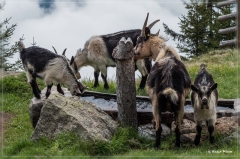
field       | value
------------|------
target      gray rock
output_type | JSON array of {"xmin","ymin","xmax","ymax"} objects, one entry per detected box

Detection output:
[
  {"xmin": 31, "ymin": 94, "xmax": 118, "ymax": 142},
  {"xmin": 223, "ymin": 131, "xmax": 239, "ymax": 145},
  {"xmin": 29, "ymin": 98, "xmax": 44, "ymax": 128},
  {"xmin": 215, "ymin": 116, "xmax": 237, "ymax": 135},
  {"xmin": 171, "ymin": 119, "xmax": 196, "ymax": 134},
  {"xmin": 29, "ymin": 86, "xmax": 69, "ymax": 128},
  {"xmin": 138, "ymin": 123, "xmax": 171, "ymax": 140}
]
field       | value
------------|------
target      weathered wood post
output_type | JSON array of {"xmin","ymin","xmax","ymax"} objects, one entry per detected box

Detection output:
[
  {"xmin": 112, "ymin": 37, "xmax": 137, "ymax": 129},
  {"xmin": 238, "ymin": 0, "xmax": 240, "ymax": 49},
  {"xmin": 217, "ymin": 0, "xmax": 238, "ymax": 47}
]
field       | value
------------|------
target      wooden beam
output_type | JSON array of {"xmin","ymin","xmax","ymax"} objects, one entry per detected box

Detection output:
[
  {"xmin": 218, "ymin": 12, "xmax": 236, "ymax": 21},
  {"xmin": 217, "ymin": 0, "xmax": 237, "ymax": 7},
  {"xmin": 218, "ymin": 26, "xmax": 237, "ymax": 34},
  {"xmin": 219, "ymin": 39, "xmax": 237, "ymax": 47}
]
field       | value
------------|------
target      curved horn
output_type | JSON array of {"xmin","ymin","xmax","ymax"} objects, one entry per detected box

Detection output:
[
  {"xmin": 141, "ymin": 13, "xmax": 149, "ymax": 37},
  {"xmin": 155, "ymin": 29, "xmax": 160, "ymax": 36},
  {"xmin": 52, "ymin": 46, "xmax": 58, "ymax": 54},
  {"xmin": 62, "ymin": 48, "xmax": 67, "ymax": 56},
  {"xmin": 148, "ymin": 19, "xmax": 160, "ymax": 30}
]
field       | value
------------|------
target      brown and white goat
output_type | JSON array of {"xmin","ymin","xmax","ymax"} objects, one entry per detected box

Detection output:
[
  {"xmin": 191, "ymin": 64, "xmax": 218, "ymax": 145},
  {"xmin": 73, "ymin": 28, "xmax": 161, "ymax": 90},
  {"xmin": 18, "ymin": 41, "xmax": 85, "ymax": 99},
  {"xmin": 134, "ymin": 13, "xmax": 191, "ymax": 148}
]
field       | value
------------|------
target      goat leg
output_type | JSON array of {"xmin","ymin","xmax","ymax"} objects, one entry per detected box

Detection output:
[
  {"xmin": 138, "ymin": 75, "xmax": 147, "ymax": 90},
  {"xmin": 57, "ymin": 84, "xmax": 64, "ymax": 95},
  {"xmin": 101, "ymin": 73, "xmax": 109, "ymax": 90},
  {"xmin": 208, "ymin": 119, "xmax": 215, "ymax": 144},
  {"xmin": 45, "ymin": 83, "xmax": 53, "ymax": 98},
  {"xmin": 30, "ymin": 79, "xmax": 41, "ymax": 99},
  {"xmin": 93, "ymin": 70, "xmax": 100, "ymax": 88},
  {"xmin": 194, "ymin": 123, "xmax": 202, "ymax": 145}
]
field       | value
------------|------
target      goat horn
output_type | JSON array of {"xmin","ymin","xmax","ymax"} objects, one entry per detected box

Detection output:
[
  {"xmin": 62, "ymin": 48, "xmax": 67, "ymax": 56},
  {"xmin": 155, "ymin": 29, "xmax": 160, "ymax": 36},
  {"xmin": 148, "ymin": 19, "xmax": 160, "ymax": 30},
  {"xmin": 141, "ymin": 13, "xmax": 149, "ymax": 37},
  {"xmin": 52, "ymin": 46, "xmax": 58, "ymax": 54}
]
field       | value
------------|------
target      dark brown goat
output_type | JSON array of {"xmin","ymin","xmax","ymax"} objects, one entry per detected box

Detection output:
[{"xmin": 134, "ymin": 13, "xmax": 191, "ymax": 148}]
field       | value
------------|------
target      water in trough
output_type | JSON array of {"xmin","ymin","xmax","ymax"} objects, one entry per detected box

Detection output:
[{"xmin": 78, "ymin": 96, "xmax": 232, "ymax": 112}]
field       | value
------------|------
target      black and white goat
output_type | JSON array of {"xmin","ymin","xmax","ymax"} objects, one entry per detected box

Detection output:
[
  {"xmin": 73, "ymin": 27, "xmax": 160, "ymax": 89},
  {"xmin": 18, "ymin": 41, "xmax": 85, "ymax": 99},
  {"xmin": 134, "ymin": 13, "xmax": 191, "ymax": 148},
  {"xmin": 191, "ymin": 64, "xmax": 218, "ymax": 145}
]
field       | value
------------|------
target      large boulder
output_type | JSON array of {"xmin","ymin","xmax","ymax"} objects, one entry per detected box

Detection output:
[{"xmin": 31, "ymin": 93, "xmax": 118, "ymax": 142}]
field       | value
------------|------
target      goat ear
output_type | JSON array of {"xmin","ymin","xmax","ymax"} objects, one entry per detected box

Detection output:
[
  {"xmin": 191, "ymin": 84, "xmax": 198, "ymax": 92},
  {"xmin": 144, "ymin": 27, "xmax": 151, "ymax": 41},
  {"xmin": 210, "ymin": 83, "xmax": 217, "ymax": 91},
  {"xmin": 73, "ymin": 59, "xmax": 78, "ymax": 73},
  {"xmin": 70, "ymin": 56, "xmax": 74, "ymax": 65},
  {"xmin": 154, "ymin": 29, "xmax": 160, "ymax": 36}
]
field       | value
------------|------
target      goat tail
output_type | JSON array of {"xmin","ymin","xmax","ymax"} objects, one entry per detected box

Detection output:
[
  {"xmin": 17, "ymin": 41, "xmax": 25, "ymax": 52},
  {"xmin": 163, "ymin": 87, "xmax": 178, "ymax": 105}
]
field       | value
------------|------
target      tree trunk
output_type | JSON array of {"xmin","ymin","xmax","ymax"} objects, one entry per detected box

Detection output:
[{"xmin": 112, "ymin": 37, "xmax": 137, "ymax": 129}]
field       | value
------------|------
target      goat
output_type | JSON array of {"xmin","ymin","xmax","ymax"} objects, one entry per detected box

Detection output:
[
  {"xmin": 73, "ymin": 27, "xmax": 160, "ymax": 90},
  {"xmin": 134, "ymin": 13, "xmax": 191, "ymax": 148},
  {"xmin": 52, "ymin": 46, "xmax": 81, "ymax": 79},
  {"xmin": 190, "ymin": 64, "xmax": 218, "ymax": 145},
  {"xmin": 18, "ymin": 41, "xmax": 85, "ymax": 99}
]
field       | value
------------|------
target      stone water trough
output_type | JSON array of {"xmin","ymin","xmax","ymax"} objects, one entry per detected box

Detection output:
[{"xmin": 29, "ymin": 86, "xmax": 239, "ymax": 144}]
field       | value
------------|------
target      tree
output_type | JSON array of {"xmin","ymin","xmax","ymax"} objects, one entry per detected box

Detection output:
[
  {"xmin": 163, "ymin": 1, "xmax": 236, "ymax": 57},
  {"xmin": 0, "ymin": 2, "xmax": 23, "ymax": 71},
  {"xmin": 164, "ymin": 2, "xmax": 210, "ymax": 57}
]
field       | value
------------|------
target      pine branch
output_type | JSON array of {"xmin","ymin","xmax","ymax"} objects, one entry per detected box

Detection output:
[{"xmin": 163, "ymin": 23, "xmax": 186, "ymax": 42}]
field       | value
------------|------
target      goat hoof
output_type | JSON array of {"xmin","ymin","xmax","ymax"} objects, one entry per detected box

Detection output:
[
  {"xmin": 154, "ymin": 145, "xmax": 160, "ymax": 150},
  {"xmin": 194, "ymin": 138, "xmax": 200, "ymax": 145},
  {"xmin": 210, "ymin": 136, "xmax": 214, "ymax": 144},
  {"xmin": 175, "ymin": 143, "xmax": 180, "ymax": 148},
  {"xmin": 104, "ymin": 85, "xmax": 109, "ymax": 90},
  {"xmin": 35, "ymin": 95, "xmax": 41, "ymax": 99},
  {"xmin": 92, "ymin": 85, "xmax": 99, "ymax": 88}
]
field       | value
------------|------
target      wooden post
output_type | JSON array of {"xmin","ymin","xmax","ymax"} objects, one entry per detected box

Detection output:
[
  {"xmin": 112, "ymin": 37, "xmax": 137, "ymax": 129},
  {"xmin": 238, "ymin": 0, "xmax": 240, "ymax": 49}
]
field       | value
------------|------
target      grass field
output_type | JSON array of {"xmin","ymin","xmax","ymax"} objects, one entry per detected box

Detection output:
[{"xmin": 1, "ymin": 49, "xmax": 239, "ymax": 158}]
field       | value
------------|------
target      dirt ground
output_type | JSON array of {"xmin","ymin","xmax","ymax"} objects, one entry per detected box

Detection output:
[
  {"xmin": 0, "ymin": 70, "xmax": 17, "ymax": 147},
  {"xmin": 0, "ymin": 112, "xmax": 13, "ymax": 147}
]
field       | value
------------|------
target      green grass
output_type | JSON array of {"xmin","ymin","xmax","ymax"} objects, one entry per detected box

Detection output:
[
  {"xmin": 185, "ymin": 49, "xmax": 238, "ymax": 99},
  {"xmin": 1, "ymin": 49, "xmax": 239, "ymax": 158},
  {"xmin": 81, "ymin": 76, "xmax": 147, "ymax": 96}
]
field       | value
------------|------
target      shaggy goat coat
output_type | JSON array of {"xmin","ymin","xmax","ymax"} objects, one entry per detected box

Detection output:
[
  {"xmin": 134, "ymin": 13, "xmax": 191, "ymax": 148},
  {"xmin": 18, "ymin": 42, "xmax": 83, "ymax": 99},
  {"xmin": 74, "ymin": 29, "xmax": 152, "ymax": 89},
  {"xmin": 190, "ymin": 65, "xmax": 218, "ymax": 145}
]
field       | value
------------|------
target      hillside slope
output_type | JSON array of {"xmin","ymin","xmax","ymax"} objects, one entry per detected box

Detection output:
[{"xmin": 184, "ymin": 49, "xmax": 238, "ymax": 99}]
